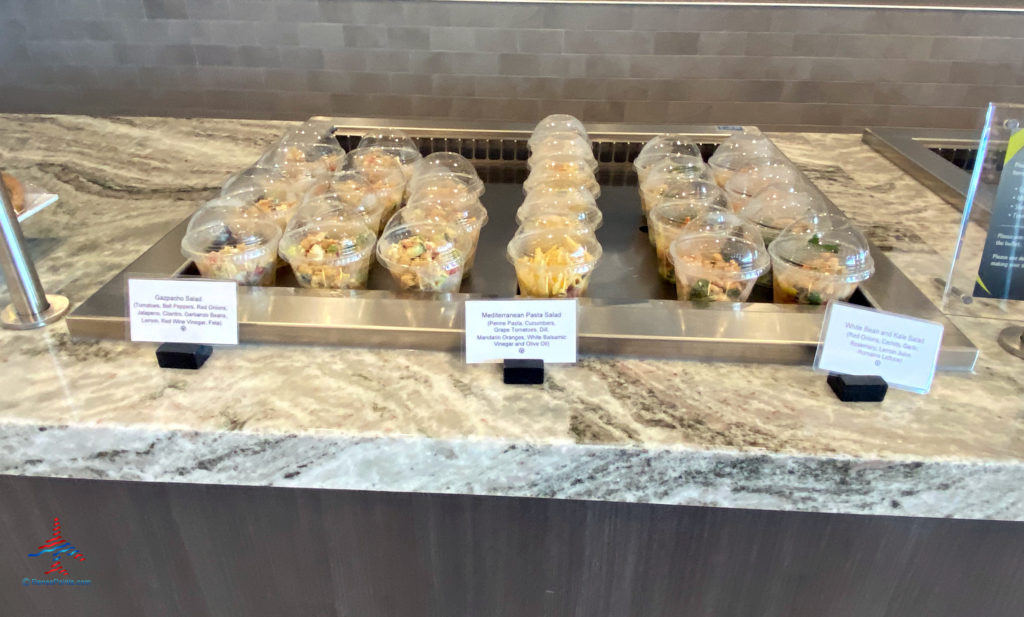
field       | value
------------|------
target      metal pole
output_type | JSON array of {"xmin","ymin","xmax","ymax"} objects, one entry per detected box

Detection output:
[
  {"xmin": 0, "ymin": 174, "xmax": 69, "ymax": 329},
  {"xmin": 997, "ymin": 325, "xmax": 1024, "ymax": 360}
]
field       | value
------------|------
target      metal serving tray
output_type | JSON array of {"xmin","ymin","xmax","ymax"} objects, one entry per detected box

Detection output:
[{"xmin": 67, "ymin": 119, "xmax": 978, "ymax": 369}]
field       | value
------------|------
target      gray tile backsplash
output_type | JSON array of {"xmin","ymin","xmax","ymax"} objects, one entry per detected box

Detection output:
[{"xmin": 1, "ymin": 0, "xmax": 1022, "ymax": 130}]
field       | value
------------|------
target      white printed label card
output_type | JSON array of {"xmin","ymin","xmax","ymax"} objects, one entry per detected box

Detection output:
[
  {"xmin": 814, "ymin": 301, "xmax": 944, "ymax": 394},
  {"xmin": 464, "ymin": 299, "xmax": 577, "ymax": 364},
  {"xmin": 127, "ymin": 277, "xmax": 239, "ymax": 345}
]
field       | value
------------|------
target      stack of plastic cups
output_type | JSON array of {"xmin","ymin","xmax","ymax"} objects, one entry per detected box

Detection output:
[{"xmin": 508, "ymin": 115, "xmax": 603, "ymax": 298}]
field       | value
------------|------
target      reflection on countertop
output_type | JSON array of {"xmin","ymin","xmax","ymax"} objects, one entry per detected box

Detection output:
[{"xmin": 0, "ymin": 114, "xmax": 1020, "ymax": 521}]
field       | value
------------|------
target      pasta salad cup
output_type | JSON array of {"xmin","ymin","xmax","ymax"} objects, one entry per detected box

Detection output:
[{"xmin": 507, "ymin": 228, "xmax": 602, "ymax": 298}]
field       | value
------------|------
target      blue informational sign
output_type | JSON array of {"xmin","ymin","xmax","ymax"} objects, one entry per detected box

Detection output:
[{"xmin": 973, "ymin": 128, "xmax": 1024, "ymax": 301}]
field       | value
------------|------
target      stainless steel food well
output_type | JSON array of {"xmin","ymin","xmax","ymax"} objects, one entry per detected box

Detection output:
[{"xmin": 66, "ymin": 119, "xmax": 978, "ymax": 369}]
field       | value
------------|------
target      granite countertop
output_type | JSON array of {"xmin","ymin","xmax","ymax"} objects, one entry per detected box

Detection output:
[{"xmin": 0, "ymin": 115, "xmax": 1021, "ymax": 521}]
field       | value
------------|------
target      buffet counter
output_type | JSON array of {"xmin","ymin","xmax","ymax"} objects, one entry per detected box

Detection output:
[{"xmin": 1, "ymin": 114, "xmax": 1021, "ymax": 521}]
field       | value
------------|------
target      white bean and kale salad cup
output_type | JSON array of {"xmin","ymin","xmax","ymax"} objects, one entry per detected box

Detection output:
[
  {"xmin": 649, "ymin": 198, "xmax": 729, "ymax": 283},
  {"xmin": 669, "ymin": 210, "xmax": 769, "ymax": 303},
  {"xmin": 768, "ymin": 213, "xmax": 874, "ymax": 306}
]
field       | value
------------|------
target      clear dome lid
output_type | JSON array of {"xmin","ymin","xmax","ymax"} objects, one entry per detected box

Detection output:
[
  {"xmin": 528, "ymin": 114, "xmax": 589, "ymax": 148},
  {"xmin": 186, "ymin": 196, "xmax": 266, "ymax": 234},
  {"xmin": 219, "ymin": 166, "xmax": 315, "ymax": 225},
  {"xmin": 340, "ymin": 149, "xmax": 407, "ymax": 191},
  {"xmin": 528, "ymin": 132, "xmax": 597, "ymax": 170},
  {"xmin": 670, "ymin": 210, "xmax": 770, "ymax": 281},
  {"xmin": 642, "ymin": 154, "xmax": 712, "ymax": 189},
  {"xmin": 279, "ymin": 219, "xmax": 376, "ymax": 266},
  {"xmin": 182, "ymin": 197, "xmax": 281, "ymax": 258},
  {"xmin": 292, "ymin": 186, "xmax": 383, "ymax": 230},
  {"xmin": 414, "ymin": 152, "xmax": 481, "ymax": 180},
  {"xmin": 516, "ymin": 193, "xmax": 604, "ymax": 231},
  {"xmin": 257, "ymin": 141, "xmax": 344, "ymax": 174},
  {"xmin": 403, "ymin": 191, "xmax": 489, "ymax": 233},
  {"xmin": 768, "ymin": 213, "xmax": 875, "ymax": 283},
  {"xmin": 739, "ymin": 183, "xmax": 828, "ymax": 237},
  {"xmin": 648, "ymin": 197, "xmax": 728, "ymax": 232},
  {"xmin": 527, "ymin": 154, "xmax": 597, "ymax": 182},
  {"xmin": 523, "ymin": 170, "xmax": 601, "ymax": 199},
  {"xmin": 708, "ymin": 132, "xmax": 779, "ymax": 172},
  {"xmin": 355, "ymin": 129, "xmax": 423, "ymax": 167},
  {"xmin": 650, "ymin": 179, "xmax": 728, "ymax": 210},
  {"xmin": 634, "ymin": 135, "xmax": 703, "ymax": 173},
  {"xmin": 724, "ymin": 159, "xmax": 800, "ymax": 205},
  {"xmin": 408, "ymin": 170, "xmax": 485, "ymax": 201}
]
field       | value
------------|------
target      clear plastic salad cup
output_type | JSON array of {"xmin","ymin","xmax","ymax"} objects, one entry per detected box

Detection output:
[
  {"xmin": 408, "ymin": 171, "xmax": 485, "ymax": 203},
  {"xmin": 515, "ymin": 214, "xmax": 601, "ymax": 237},
  {"xmin": 415, "ymin": 152, "xmax": 479, "ymax": 177},
  {"xmin": 641, "ymin": 178, "xmax": 727, "ymax": 220},
  {"xmin": 181, "ymin": 204, "xmax": 282, "ymax": 286},
  {"xmin": 527, "ymin": 154, "xmax": 598, "ymax": 184},
  {"xmin": 340, "ymin": 148, "xmax": 407, "ymax": 219},
  {"xmin": 376, "ymin": 222, "xmax": 468, "ymax": 293},
  {"xmin": 639, "ymin": 155, "xmax": 713, "ymax": 214},
  {"xmin": 739, "ymin": 183, "xmax": 829, "ymax": 286},
  {"xmin": 257, "ymin": 141, "xmax": 344, "ymax": 177},
  {"xmin": 294, "ymin": 190, "xmax": 384, "ymax": 235},
  {"xmin": 528, "ymin": 114, "xmax": 589, "ymax": 148},
  {"xmin": 516, "ymin": 192, "xmax": 603, "ymax": 233},
  {"xmin": 507, "ymin": 228, "xmax": 603, "ymax": 298},
  {"xmin": 520, "ymin": 183, "xmax": 600, "ymax": 208},
  {"xmin": 220, "ymin": 166, "xmax": 317, "ymax": 231},
  {"xmin": 523, "ymin": 172, "xmax": 601, "ymax": 200},
  {"xmin": 355, "ymin": 129, "xmax": 423, "ymax": 182},
  {"xmin": 400, "ymin": 193, "xmax": 488, "ymax": 272},
  {"xmin": 634, "ymin": 134, "xmax": 703, "ymax": 186},
  {"xmin": 301, "ymin": 171, "xmax": 388, "ymax": 230},
  {"xmin": 707, "ymin": 132, "xmax": 780, "ymax": 188},
  {"xmin": 723, "ymin": 159, "xmax": 800, "ymax": 212},
  {"xmin": 669, "ymin": 210, "xmax": 769, "ymax": 302},
  {"xmin": 527, "ymin": 132, "xmax": 597, "ymax": 170},
  {"xmin": 279, "ymin": 220, "xmax": 376, "ymax": 289},
  {"xmin": 648, "ymin": 199, "xmax": 729, "ymax": 282},
  {"xmin": 768, "ymin": 213, "xmax": 875, "ymax": 305}
]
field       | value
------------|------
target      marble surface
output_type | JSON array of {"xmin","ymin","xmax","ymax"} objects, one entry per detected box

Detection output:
[{"xmin": 0, "ymin": 115, "xmax": 1021, "ymax": 521}]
